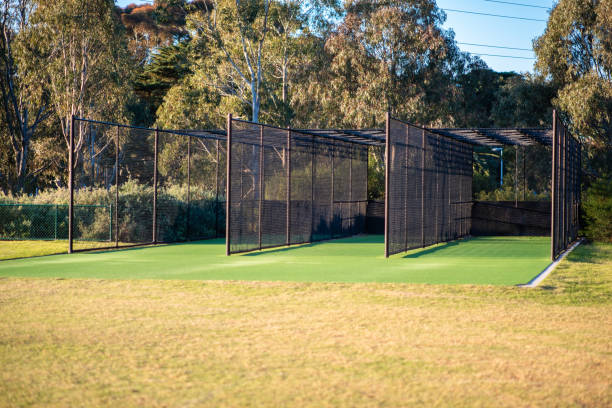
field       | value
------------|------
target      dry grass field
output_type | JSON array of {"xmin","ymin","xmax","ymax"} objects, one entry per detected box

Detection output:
[{"xmin": 0, "ymin": 243, "xmax": 610, "ymax": 407}]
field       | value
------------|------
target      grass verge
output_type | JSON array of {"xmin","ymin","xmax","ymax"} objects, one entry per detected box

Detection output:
[
  {"xmin": 0, "ymin": 242, "xmax": 610, "ymax": 407},
  {"xmin": 0, "ymin": 240, "xmax": 68, "ymax": 260}
]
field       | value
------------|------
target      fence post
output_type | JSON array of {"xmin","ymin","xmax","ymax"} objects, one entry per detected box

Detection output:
[
  {"xmin": 515, "ymin": 146, "xmax": 519, "ymax": 207},
  {"xmin": 109, "ymin": 204, "xmax": 112, "ymax": 242},
  {"xmin": 68, "ymin": 115, "xmax": 75, "ymax": 253},
  {"xmin": 286, "ymin": 128, "xmax": 291, "ymax": 246},
  {"xmin": 153, "ymin": 128, "xmax": 159, "ymax": 244},
  {"xmin": 311, "ymin": 135, "xmax": 315, "ymax": 242},
  {"xmin": 384, "ymin": 111, "xmax": 390, "ymax": 258},
  {"xmin": 215, "ymin": 139, "xmax": 219, "ymax": 238},
  {"xmin": 115, "ymin": 126, "xmax": 119, "ymax": 248},
  {"xmin": 523, "ymin": 146, "xmax": 526, "ymax": 201},
  {"xmin": 421, "ymin": 128, "xmax": 425, "ymax": 247},
  {"xmin": 349, "ymin": 143, "xmax": 353, "ymax": 234},
  {"xmin": 551, "ymin": 109, "xmax": 557, "ymax": 260},
  {"xmin": 258, "ymin": 125, "xmax": 264, "ymax": 250},
  {"xmin": 226, "ymin": 114, "xmax": 232, "ymax": 256},
  {"xmin": 54, "ymin": 204, "xmax": 58, "ymax": 240},
  {"xmin": 186, "ymin": 136, "xmax": 191, "ymax": 240},
  {"xmin": 404, "ymin": 128, "xmax": 409, "ymax": 250},
  {"xmin": 331, "ymin": 138, "xmax": 335, "ymax": 239}
]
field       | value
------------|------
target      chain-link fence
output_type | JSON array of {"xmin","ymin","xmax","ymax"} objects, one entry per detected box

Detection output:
[
  {"xmin": 69, "ymin": 117, "xmax": 225, "ymax": 252},
  {"xmin": 551, "ymin": 111, "xmax": 581, "ymax": 260},
  {"xmin": 385, "ymin": 116, "xmax": 473, "ymax": 257},
  {"xmin": 0, "ymin": 203, "xmax": 109, "ymax": 241},
  {"xmin": 227, "ymin": 117, "xmax": 369, "ymax": 255}
]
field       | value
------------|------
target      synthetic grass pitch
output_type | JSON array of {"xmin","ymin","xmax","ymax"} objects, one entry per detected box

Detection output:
[{"xmin": 0, "ymin": 236, "xmax": 551, "ymax": 285}]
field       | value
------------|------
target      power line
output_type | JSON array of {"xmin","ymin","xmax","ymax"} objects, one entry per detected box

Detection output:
[
  {"xmin": 471, "ymin": 53, "xmax": 536, "ymax": 60},
  {"xmin": 458, "ymin": 42, "xmax": 534, "ymax": 52},
  {"xmin": 442, "ymin": 8, "xmax": 547, "ymax": 22},
  {"xmin": 483, "ymin": 0, "xmax": 551, "ymax": 9}
]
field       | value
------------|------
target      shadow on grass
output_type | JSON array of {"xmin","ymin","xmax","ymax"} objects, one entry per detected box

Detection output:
[
  {"xmin": 566, "ymin": 242, "xmax": 607, "ymax": 264},
  {"xmin": 86, "ymin": 238, "xmax": 225, "ymax": 256},
  {"xmin": 402, "ymin": 240, "xmax": 461, "ymax": 259},
  {"xmin": 242, "ymin": 235, "xmax": 384, "ymax": 257}
]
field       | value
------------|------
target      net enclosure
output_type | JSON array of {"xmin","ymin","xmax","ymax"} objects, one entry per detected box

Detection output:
[
  {"xmin": 226, "ymin": 116, "xmax": 380, "ymax": 255},
  {"xmin": 64, "ymin": 109, "xmax": 580, "ymax": 263},
  {"xmin": 551, "ymin": 111, "xmax": 581, "ymax": 260},
  {"xmin": 68, "ymin": 117, "xmax": 225, "ymax": 252},
  {"xmin": 384, "ymin": 115, "xmax": 473, "ymax": 257},
  {"xmin": 384, "ymin": 111, "xmax": 581, "ymax": 261}
]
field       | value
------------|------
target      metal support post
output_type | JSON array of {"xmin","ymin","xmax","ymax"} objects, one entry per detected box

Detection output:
[
  {"xmin": 384, "ymin": 112, "xmax": 390, "ymax": 258},
  {"xmin": 68, "ymin": 115, "xmax": 75, "ymax": 253},
  {"xmin": 286, "ymin": 129, "xmax": 291, "ymax": 245},
  {"xmin": 551, "ymin": 109, "xmax": 557, "ymax": 260},
  {"xmin": 152, "ymin": 128, "xmax": 159, "ymax": 244},
  {"xmin": 215, "ymin": 139, "xmax": 220, "ymax": 238},
  {"xmin": 115, "ymin": 126, "xmax": 119, "ymax": 247},
  {"xmin": 226, "ymin": 114, "xmax": 232, "ymax": 256},
  {"xmin": 421, "ymin": 129, "xmax": 425, "ymax": 247},
  {"xmin": 258, "ymin": 126, "xmax": 264, "ymax": 250},
  {"xmin": 186, "ymin": 136, "xmax": 191, "ymax": 240}
]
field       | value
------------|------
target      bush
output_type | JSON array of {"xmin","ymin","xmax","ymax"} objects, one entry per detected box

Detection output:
[
  {"xmin": 0, "ymin": 179, "xmax": 225, "ymax": 242},
  {"xmin": 581, "ymin": 178, "xmax": 612, "ymax": 242}
]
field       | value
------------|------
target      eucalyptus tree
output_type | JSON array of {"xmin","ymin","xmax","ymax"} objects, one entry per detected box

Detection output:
[
  {"xmin": 27, "ymin": 0, "xmax": 133, "ymax": 167},
  {"xmin": 0, "ymin": 0, "xmax": 51, "ymax": 193},
  {"xmin": 295, "ymin": 0, "xmax": 458, "ymax": 129},
  {"xmin": 191, "ymin": 0, "xmax": 274, "ymax": 123},
  {"xmin": 534, "ymin": 0, "xmax": 612, "ymax": 177}
]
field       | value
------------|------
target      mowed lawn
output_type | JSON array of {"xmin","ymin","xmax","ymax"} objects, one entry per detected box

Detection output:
[
  {"xmin": 0, "ymin": 243, "xmax": 610, "ymax": 407},
  {"xmin": 0, "ymin": 240, "xmax": 123, "ymax": 261},
  {"xmin": 0, "ymin": 235, "xmax": 552, "ymax": 285}
]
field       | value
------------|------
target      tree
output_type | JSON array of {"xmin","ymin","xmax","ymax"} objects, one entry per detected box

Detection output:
[
  {"xmin": 119, "ymin": 0, "xmax": 199, "ymax": 66},
  {"xmin": 27, "ymin": 0, "xmax": 133, "ymax": 167},
  {"xmin": 134, "ymin": 42, "xmax": 192, "ymax": 122},
  {"xmin": 291, "ymin": 0, "xmax": 461, "ymax": 129},
  {"xmin": 192, "ymin": 0, "xmax": 273, "ymax": 123},
  {"xmin": 0, "ymin": 0, "xmax": 51, "ymax": 193},
  {"xmin": 534, "ymin": 0, "xmax": 612, "ymax": 178}
]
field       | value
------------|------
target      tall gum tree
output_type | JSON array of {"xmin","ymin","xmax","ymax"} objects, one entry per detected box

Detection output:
[
  {"xmin": 194, "ymin": 0, "xmax": 272, "ymax": 123},
  {"xmin": 0, "ymin": 0, "xmax": 51, "ymax": 193},
  {"xmin": 534, "ymin": 0, "xmax": 612, "ymax": 177},
  {"xmin": 29, "ymin": 0, "xmax": 132, "ymax": 168}
]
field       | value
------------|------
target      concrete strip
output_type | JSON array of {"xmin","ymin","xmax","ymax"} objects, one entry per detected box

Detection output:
[{"xmin": 520, "ymin": 239, "xmax": 584, "ymax": 288}]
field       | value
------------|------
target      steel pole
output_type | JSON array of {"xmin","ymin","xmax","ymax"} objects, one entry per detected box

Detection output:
[
  {"xmin": 152, "ymin": 129, "xmax": 159, "ymax": 244},
  {"xmin": 384, "ymin": 112, "xmax": 390, "ymax": 258},
  {"xmin": 68, "ymin": 115, "xmax": 75, "ymax": 253},
  {"xmin": 226, "ymin": 114, "xmax": 232, "ymax": 256}
]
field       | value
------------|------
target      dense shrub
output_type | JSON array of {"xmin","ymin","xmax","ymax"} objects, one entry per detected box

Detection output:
[
  {"xmin": 581, "ymin": 178, "xmax": 612, "ymax": 242},
  {"xmin": 0, "ymin": 179, "xmax": 225, "ymax": 242}
]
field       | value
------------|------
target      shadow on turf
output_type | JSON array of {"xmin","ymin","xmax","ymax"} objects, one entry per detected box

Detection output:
[
  {"xmin": 401, "ymin": 240, "xmax": 461, "ymax": 259},
  {"xmin": 242, "ymin": 235, "xmax": 384, "ymax": 256},
  {"xmin": 84, "ymin": 238, "xmax": 225, "ymax": 256}
]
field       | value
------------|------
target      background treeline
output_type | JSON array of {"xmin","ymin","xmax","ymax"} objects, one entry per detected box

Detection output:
[{"xmin": 0, "ymin": 0, "xmax": 610, "ymax": 240}]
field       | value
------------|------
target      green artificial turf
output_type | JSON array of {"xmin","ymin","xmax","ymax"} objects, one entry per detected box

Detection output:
[{"xmin": 0, "ymin": 235, "xmax": 552, "ymax": 285}]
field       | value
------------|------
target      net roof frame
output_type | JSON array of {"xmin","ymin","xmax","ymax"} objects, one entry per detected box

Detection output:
[
  {"xmin": 79, "ymin": 116, "xmax": 554, "ymax": 148},
  {"xmin": 236, "ymin": 120, "xmax": 554, "ymax": 148}
]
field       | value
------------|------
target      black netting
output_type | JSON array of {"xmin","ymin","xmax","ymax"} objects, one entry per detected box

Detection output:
[
  {"xmin": 551, "ymin": 115, "xmax": 581, "ymax": 260},
  {"xmin": 71, "ymin": 118, "xmax": 224, "ymax": 252},
  {"xmin": 227, "ymin": 119, "xmax": 368, "ymax": 255},
  {"xmin": 386, "ymin": 118, "xmax": 472, "ymax": 256},
  {"xmin": 72, "ymin": 121, "xmax": 117, "ymax": 250}
]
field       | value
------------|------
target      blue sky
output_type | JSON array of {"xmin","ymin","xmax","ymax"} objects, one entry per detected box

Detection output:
[{"xmin": 115, "ymin": 0, "xmax": 553, "ymax": 73}]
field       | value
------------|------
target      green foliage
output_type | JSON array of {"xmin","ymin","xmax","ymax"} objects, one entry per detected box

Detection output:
[
  {"xmin": 534, "ymin": 0, "xmax": 612, "ymax": 179},
  {"xmin": 581, "ymin": 178, "xmax": 612, "ymax": 242},
  {"xmin": 0, "ymin": 179, "xmax": 224, "ymax": 242}
]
